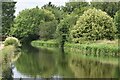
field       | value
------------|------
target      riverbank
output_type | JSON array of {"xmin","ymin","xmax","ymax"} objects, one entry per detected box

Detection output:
[{"xmin": 31, "ymin": 40, "xmax": 119, "ymax": 58}]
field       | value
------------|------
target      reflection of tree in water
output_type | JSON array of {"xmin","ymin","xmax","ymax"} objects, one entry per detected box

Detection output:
[
  {"xmin": 56, "ymin": 49, "xmax": 74, "ymax": 78},
  {"xmin": 69, "ymin": 56, "xmax": 119, "ymax": 78},
  {"xmin": 15, "ymin": 45, "xmax": 74, "ymax": 78},
  {"xmin": 15, "ymin": 45, "xmax": 56, "ymax": 77}
]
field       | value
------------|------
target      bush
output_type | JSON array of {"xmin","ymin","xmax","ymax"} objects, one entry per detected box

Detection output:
[
  {"xmin": 4, "ymin": 37, "xmax": 21, "ymax": 47},
  {"xmin": 70, "ymin": 8, "xmax": 116, "ymax": 43}
]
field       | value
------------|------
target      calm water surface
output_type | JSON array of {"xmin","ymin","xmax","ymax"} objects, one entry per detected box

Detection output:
[{"xmin": 12, "ymin": 44, "xmax": 119, "ymax": 78}]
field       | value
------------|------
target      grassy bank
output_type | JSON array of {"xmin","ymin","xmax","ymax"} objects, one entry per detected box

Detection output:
[
  {"xmin": 31, "ymin": 40, "xmax": 119, "ymax": 58},
  {"xmin": 0, "ymin": 45, "xmax": 21, "ymax": 79},
  {"xmin": 31, "ymin": 40, "xmax": 59, "ymax": 48}
]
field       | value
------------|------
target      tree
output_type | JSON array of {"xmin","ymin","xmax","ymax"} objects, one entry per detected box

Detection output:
[
  {"xmin": 41, "ymin": 2, "xmax": 64, "ymax": 23},
  {"xmin": 73, "ymin": 6, "xmax": 91, "ymax": 16},
  {"xmin": 10, "ymin": 7, "xmax": 56, "ymax": 42},
  {"xmin": 39, "ymin": 20, "xmax": 57, "ymax": 40},
  {"xmin": 56, "ymin": 14, "xmax": 78, "ymax": 48},
  {"xmin": 2, "ymin": 2, "xmax": 16, "ymax": 36},
  {"xmin": 90, "ymin": 1, "xmax": 120, "ymax": 17},
  {"xmin": 62, "ymin": 1, "xmax": 89, "ymax": 14},
  {"xmin": 70, "ymin": 8, "xmax": 116, "ymax": 43},
  {"xmin": 114, "ymin": 10, "xmax": 120, "ymax": 38}
]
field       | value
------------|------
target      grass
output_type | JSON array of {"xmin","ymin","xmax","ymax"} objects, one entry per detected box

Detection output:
[
  {"xmin": 31, "ymin": 39, "xmax": 119, "ymax": 58},
  {"xmin": 31, "ymin": 40, "xmax": 59, "ymax": 48}
]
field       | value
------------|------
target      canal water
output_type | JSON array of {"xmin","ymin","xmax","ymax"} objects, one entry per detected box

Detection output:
[{"xmin": 12, "ymin": 44, "xmax": 119, "ymax": 78}]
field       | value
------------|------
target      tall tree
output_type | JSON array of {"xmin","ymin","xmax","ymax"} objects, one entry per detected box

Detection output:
[
  {"xmin": 2, "ymin": 2, "xmax": 16, "ymax": 36},
  {"xmin": 62, "ymin": 1, "xmax": 89, "ymax": 14},
  {"xmin": 10, "ymin": 7, "xmax": 56, "ymax": 42},
  {"xmin": 41, "ymin": 2, "xmax": 64, "ymax": 23},
  {"xmin": 114, "ymin": 10, "xmax": 120, "ymax": 38},
  {"xmin": 90, "ymin": 1, "xmax": 120, "ymax": 17},
  {"xmin": 56, "ymin": 14, "xmax": 78, "ymax": 48}
]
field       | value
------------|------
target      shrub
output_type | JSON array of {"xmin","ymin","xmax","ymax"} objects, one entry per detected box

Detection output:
[
  {"xmin": 4, "ymin": 37, "xmax": 21, "ymax": 47},
  {"xmin": 70, "ymin": 8, "xmax": 116, "ymax": 43}
]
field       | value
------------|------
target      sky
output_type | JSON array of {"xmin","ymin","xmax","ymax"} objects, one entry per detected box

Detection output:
[{"xmin": 14, "ymin": 0, "xmax": 91, "ymax": 16}]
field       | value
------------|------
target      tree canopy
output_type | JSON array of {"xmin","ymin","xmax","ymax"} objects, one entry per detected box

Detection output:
[
  {"xmin": 10, "ymin": 7, "xmax": 57, "ymax": 41},
  {"xmin": 114, "ymin": 10, "xmax": 120, "ymax": 38},
  {"xmin": 90, "ymin": 1, "xmax": 120, "ymax": 17},
  {"xmin": 2, "ymin": 2, "xmax": 16, "ymax": 36},
  {"xmin": 70, "ymin": 8, "xmax": 116, "ymax": 43}
]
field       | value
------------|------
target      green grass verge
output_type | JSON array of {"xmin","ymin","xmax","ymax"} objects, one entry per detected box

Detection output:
[{"xmin": 31, "ymin": 40, "xmax": 119, "ymax": 58}]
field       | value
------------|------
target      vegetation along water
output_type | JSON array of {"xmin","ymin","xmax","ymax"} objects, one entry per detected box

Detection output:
[{"xmin": 0, "ymin": 0, "xmax": 120, "ymax": 79}]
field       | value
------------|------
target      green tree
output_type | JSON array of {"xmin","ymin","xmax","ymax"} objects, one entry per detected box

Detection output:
[
  {"xmin": 62, "ymin": 1, "xmax": 89, "ymax": 14},
  {"xmin": 41, "ymin": 2, "xmax": 64, "ymax": 23},
  {"xmin": 10, "ymin": 7, "xmax": 56, "ymax": 42},
  {"xmin": 114, "ymin": 10, "xmax": 120, "ymax": 38},
  {"xmin": 56, "ymin": 14, "xmax": 78, "ymax": 48},
  {"xmin": 73, "ymin": 6, "xmax": 91, "ymax": 16},
  {"xmin": 39, "ymin": 20, "xmax": 57, "ymax": 40},
  {"xmin": 70, "ymin": 8, "xmax": 116, "ymax": 43},
  {"xmin": 90, "ymin": 1, "xmax": 120, "ymax": 17},
  {"xmin": 2, "ymin": 2, "xmax": 16, "ymax": 36}
]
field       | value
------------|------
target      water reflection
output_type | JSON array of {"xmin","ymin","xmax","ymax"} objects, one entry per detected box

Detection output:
[
  {"xmin": 14, "ymin": 44, "xmax": 119, "ymax": 78},
  {"xmin": 15, "ymin": 45, "xmax": 73, "ymax": 78},
  {"xmin": 69, "ymin": 55, "xmax": 119, "ymax": 78}
]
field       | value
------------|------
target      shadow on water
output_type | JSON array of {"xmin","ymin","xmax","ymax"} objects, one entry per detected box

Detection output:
[{"xmin": 13, "ymin": 44, "xmax": 119, "ymax": 78}]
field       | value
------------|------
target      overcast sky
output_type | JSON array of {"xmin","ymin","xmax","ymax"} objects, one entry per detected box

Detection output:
[{"xmin": 14, "ymin": 0, "xmax": 91, "ymax": 16}]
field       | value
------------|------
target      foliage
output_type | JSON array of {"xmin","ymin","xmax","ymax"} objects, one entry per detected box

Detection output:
[
  {"xmin": 2, "ymin": 2, "xmax": 16, "ymax": 36},
  {"xmin": 31, "ymin": 40, "xmax": 119, "ymax": 57},
  {"xmin": 4, "ymin": 37, "xmax": 21, "ymax": 47},
  {"xmin": 56, "ymin": 14, "xmax": 78, "ymax": 43},
  {"xmin": 0, "ymin": 45, "xmax": 16, "ymax": 79},
  {"xmin": 41, "ymin": 2, "xmax": 64, "ymax": 23},
  {"xmin": 63, "ymin": 1, "xmax": 89, "ymax": 14},
  {"xmin": 114, "ymin": 10, "xmax": 120, "ymax": 38},
  {"xmin": 73, "ymin": 6, "xmax": 91, "ymax": 16},
  {"xmin": 31, "ymin": 40, "xmax": 58, "ymax": 48},
  {"xmin": 55, "ymin": 13, "xmax": 79, "ymax": 48},
  {"xmin": 90, "ymin": 1, "xmax": 120, "ymax": 17},
  {"xmin": 70, "ymin": 8, "xmax": 116, "ymax": 42},
  {"xmin": 39, "ymin": 20, "xmax": 57, "ymax": 40},
  {"xmin": 10, "ymin": 7, "xmax": 57, "ymax": 41}
]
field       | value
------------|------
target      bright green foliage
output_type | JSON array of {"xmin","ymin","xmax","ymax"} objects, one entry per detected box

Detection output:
[
  {"xmin": 4, "ymin": 37, "xmax": 21, "ymax": 47},
  {"xmin": 70, "ymin": 8, "xmax": 116, "ymax": 43},
  {"xmin": 41, "ymin": 2, "xmax": 64, "ymax": 23},
  {"xmin": 114, "ymin": 10, "xmax": 120, "ymax": 37},
  {"xmin": 90, "ymin": 1, "xmax": 120, "ymax": 17},
  {"xmin": 10, "ymin": 7, "xmax": 56, "ymax": 41},
  {"xmin": 2, "ymin": 2, "xmax": 16, "ymax": 36}
]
